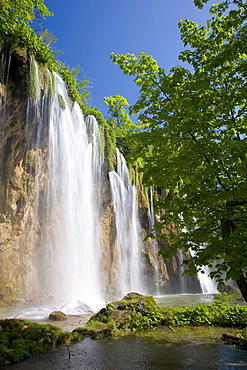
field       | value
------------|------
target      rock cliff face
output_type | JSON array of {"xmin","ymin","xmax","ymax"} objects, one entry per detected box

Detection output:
[
  {"xmin": 0, "ymin": 51, "xmax": 201, "ymax": 307},
  {"xmin": 0, "ymin": 51, "xmax": 48, "ymax": 304}
]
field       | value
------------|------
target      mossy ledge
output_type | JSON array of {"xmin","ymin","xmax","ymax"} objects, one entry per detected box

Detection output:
[
  {"xmin": 0, "ymin": 319, "xmax": 81, "ymax": 366},
  {"xmin": 73, "ymin": 293, "xmax": 247, "ymax": 340},
  {"xmin": 73, "ymin": 292, "xmax": 160, "ymax": 339}
]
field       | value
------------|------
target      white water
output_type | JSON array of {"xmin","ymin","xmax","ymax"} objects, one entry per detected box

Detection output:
[
  {"xmin": 190, "ymin": 249, "xmax": 218, "ymax": 294},
  {"xmin": 109, "ymin": 149, "xmax": 143, "ymax": 297},
  {"xmin": 37, "ymin": 73, "xmax": 104, "ymax": 312},
  {"xmin": 147, "ymin": 187, "xmax": 161, "ymax": 294},
  {"xmin": 197, "ymin": 266, "xmax": 218, "ymax": 294}
]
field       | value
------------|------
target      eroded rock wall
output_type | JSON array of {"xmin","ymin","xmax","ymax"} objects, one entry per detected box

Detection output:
[{"xmin": 0, "ymin": 52, "xmax": 49, "ymax": 304}]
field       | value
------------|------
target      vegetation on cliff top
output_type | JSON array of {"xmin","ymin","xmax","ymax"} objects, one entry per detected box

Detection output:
[{"xmin": 0, "ymin": 0, "xmax": 94, "ymax": 113}]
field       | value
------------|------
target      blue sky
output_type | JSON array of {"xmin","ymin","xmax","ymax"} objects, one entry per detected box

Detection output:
[{"xmin": 42, "ymin": 0, "xmax": 214, "ymax": 117}]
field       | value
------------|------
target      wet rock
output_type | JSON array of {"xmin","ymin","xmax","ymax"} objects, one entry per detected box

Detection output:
[
  {"xmin": 117, "ymin": 304, "xmax": 127, "ymax": 310},
  {"xmin": 48, "ymin": 310, "xmax": 67, "ymax": 321},
  {"xmin": 122, "ymin": 292, "xmax": 143, "ymax": 300},
  {"xmin": 217, "ymin": 284, "xmax": 237, "ymax": 294}
]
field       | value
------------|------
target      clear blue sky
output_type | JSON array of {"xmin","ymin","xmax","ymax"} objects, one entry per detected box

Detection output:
[{"xmin": 42, "ymin": 0, "xmax": 214, "ymax": 117}]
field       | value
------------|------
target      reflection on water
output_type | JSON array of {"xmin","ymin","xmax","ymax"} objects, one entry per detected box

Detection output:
[{"xmin": 1, "ymin": 328, "xmax": 247, "ymax": 370}]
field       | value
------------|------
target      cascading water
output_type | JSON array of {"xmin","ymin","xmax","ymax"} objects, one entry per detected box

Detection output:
[
  {"xmin": 197, "ymin": 266, "xmax": 218, "ymax": 294},
  {"xmin": 190, "ymin": 249, "xmax": 218, "ymax": 294},
  {"xmin": 147, "ymin": 187, "xmax": 161, "ymax": 294},
  {"xmin": 35, "ymin": 72, "xmax": 104, "ymax": 312},
  {"xmin": 109, "ymin": 149, "xmax": 143, "ymax": 297}
]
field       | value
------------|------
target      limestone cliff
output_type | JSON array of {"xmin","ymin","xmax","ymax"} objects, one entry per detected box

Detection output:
[{"xmin": 0, "ymin": 51, "xmax": 48, "ymax": 304}]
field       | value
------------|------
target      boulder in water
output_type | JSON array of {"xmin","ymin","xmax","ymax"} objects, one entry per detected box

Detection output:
[{"xmin": 48, "ymin": 310, "xmax": 67, "ymax": 321}]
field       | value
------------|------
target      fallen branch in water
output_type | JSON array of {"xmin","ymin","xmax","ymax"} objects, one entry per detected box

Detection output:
[{"xmin": 221, "ymin": 333, "xmax": 247, "ymax": 350}]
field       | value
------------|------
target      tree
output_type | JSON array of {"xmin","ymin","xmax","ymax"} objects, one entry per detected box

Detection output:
[
  {"xmin": 36, "ymin": 25, "xmax": 62, "ymax": 55},
  {"xmin": 56, "ymin": 63, "xmax": 93, "ymax": 107},
  {"xmin": 111, "ymin": 0, "xmax": 247, "ymax": 300},
  {"xmin": 104, "ymin": 95, "xmax": 131, "ymax": 126},
  {"xmin": 0, "ymin": 0, "xmax": 52, "ymax": 24}
]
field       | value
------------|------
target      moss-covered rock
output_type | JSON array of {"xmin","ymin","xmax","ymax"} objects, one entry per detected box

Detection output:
[
  {"xmin": 0, "ymin": 319, "xmax": 81, "ymax": 366},
  {"xmin": 73, "ymin": 292, "xmax": 163, "ymax": 338}
]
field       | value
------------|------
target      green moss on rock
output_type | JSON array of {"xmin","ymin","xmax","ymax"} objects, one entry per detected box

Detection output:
[
  {"xmin": 73, "ymin": 293, "xmax": 163, "ymax": 339},
  {"xmin": 0, "ymin": 319, "xmax": 81, "ymax": 366}
]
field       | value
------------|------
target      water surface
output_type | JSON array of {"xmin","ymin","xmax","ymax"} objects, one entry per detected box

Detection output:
[{"xmin": 1, "ymin": 327, "xmax": 247, "ymax": 370}]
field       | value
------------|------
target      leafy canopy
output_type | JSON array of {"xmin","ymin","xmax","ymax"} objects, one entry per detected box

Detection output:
[
  {"xmin": 111, "ymin": 0, "xmax": 247, "ymax": 298},
  {"xmin": 0, "ymin": 0, "xmax": 52, "ymax": 23}
]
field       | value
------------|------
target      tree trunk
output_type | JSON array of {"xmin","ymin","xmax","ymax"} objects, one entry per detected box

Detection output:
[
  {"xmin": 221, "ymin": 218, "xmax": 247, "ymax": 302},
  {"xmin": 236, "ymin": 270, "xmax": 247, "ymax": 302}
]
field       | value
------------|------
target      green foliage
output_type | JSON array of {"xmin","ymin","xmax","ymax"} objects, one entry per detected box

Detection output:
[
  {"xmin": 0, "ymin": 319, "xmax": 81, "ymax": 365},
  {"xmin": 84, "ymin": 294, "xmax": 163, "ymax": 337},
  {"xmin": 213, "ymin": 291, "xmax": 244, "ymax": 302},
  {"xmin": 56, "ymin": 62, "xmax": 92, "ymax": 107},
  {"xmin": 104, "ymin": 95, "xmax": 133, "ymax": 130},
  {"xmin": 236, "ymin": 327, "xmax": 247, "ymax": 340},
  {"xmin": 84, "ymin": 107, "xmax": 105, "ymax": 125},
  {"xmin": 0, "ymin": 19, "xmax": 55, "ymax": 64},
  {"xmin": 111, "ymin": 0, "xmax": 247, "ymax": 298},
  {"xmin": 77, "ymin": 294, "xmax": 247, "ymax": 340},
  {"xmin": 103, "ymin": 118, "xmax": 117, "ymax": 171},
  {"xmin": 0, "ymin": 0, "xmax": 52, "ymax": 24},
  {"xmin": 0, "ymin": 1, "xmax": 93, "ymax": 109},
  {"xmin": 36, "ymin": 24, "xmax": 63, "ymax": 55},
  {"xmin": 161, "ymin": 301, "xmax": 247, "ymax": 327}
]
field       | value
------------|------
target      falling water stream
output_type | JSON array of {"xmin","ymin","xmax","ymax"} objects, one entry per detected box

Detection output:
[
  {"xmin": 33, "ymin": 71, "xmax": 104, "ymax": 312},
  {"xmin": 109, "ymin": 149, "xmax": 143, "ymax": 297}
]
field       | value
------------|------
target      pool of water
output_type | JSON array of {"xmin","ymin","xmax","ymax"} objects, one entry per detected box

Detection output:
[{"xmin": 1, "ymin": 327, "xmax": 247, "ymax": 370}]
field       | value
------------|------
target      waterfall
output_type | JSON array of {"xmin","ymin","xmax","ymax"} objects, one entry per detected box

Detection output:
[
  {"xmin": 197, "ymin": 266, "xmax": 218, "ymax": 294},
  {"xmin": 1, "ymin": 55, "xmax": 221, "ymax": 315},
  {"xmin": 147, "ymin": 187, "xmax": 161, "ymax": 294},
  {"xmin": 109, "ymin": 149, "xmax": 143, "ymax": 297},
  {"xmin": 0, "ymin": 49, "xmax": 12, "ymax": 116},
  {"xmin": 190, "ymin": 249, "xmax": 218, "ymax": 294},
  {"xmin": 36, "ymin": 73, "xmax": 103, "ymax": 312}
]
